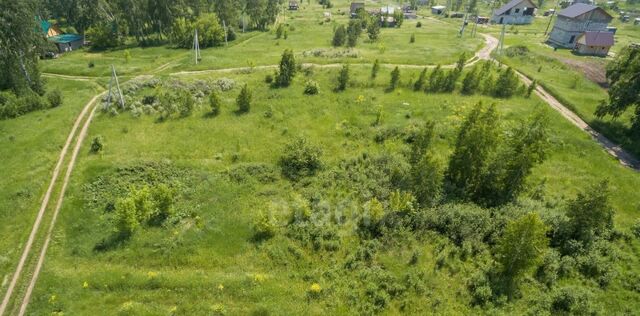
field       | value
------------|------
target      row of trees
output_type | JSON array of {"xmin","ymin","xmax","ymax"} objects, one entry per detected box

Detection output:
[{"xmin": 41, "ymin": 0, "xmax": 285, "ymax": 48}]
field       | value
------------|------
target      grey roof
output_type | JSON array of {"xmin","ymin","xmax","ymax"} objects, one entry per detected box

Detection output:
[
  {"xmin": 494, "ymin": 0, "xmax": 536, "ymax": 16},
  {"xmin": 350, "ymin": 2, "xmax": 365, "ymax": 12},
  {"xmin": 579, "ymin": 31, "xmax": 614, "ymax": 46},
  {"xmin": 558, "ymin": 3, "xmax": 611, "ymax": 18}
]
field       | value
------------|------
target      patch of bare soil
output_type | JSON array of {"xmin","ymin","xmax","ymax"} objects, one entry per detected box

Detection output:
[{"xmin": 558, "ymin": 57, "xmax": 609, "ymax": 88}]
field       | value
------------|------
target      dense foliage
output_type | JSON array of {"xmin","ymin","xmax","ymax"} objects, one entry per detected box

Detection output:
[{"xmin": 596, "ymin": 45, "xmax": 640, "ymax": 134}]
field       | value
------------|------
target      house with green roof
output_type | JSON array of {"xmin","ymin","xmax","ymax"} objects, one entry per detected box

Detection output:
[{"xmin": 38, "ymin": 17, "xmax": 84, "ymax": 53}]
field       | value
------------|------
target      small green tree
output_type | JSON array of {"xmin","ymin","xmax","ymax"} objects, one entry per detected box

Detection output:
[
  {"xmin": 455, "ymin": 53, "xmax": 467, "ymax": 73},
  {"xmin": 150, "ymin": 184, "xmax": 175, "ymax": 224},
  {"xmin": 114, "ymin": 197, "xmax": 139, "ymax": 236},
  {"xmin": 526, "ymin": 80, "xmax": 537, "ymax": 98},
  {"xmin": 427, "ymin": 65, "xmax": 444, "ymax": 92},
  {"xmin": 567, "ymin": 180, "xmax": 614, "ymax": 245},
  {"xmin": 413, "ymin": 68, "xmax": 428, "ymax": 91},
  {"xmin": 410, "ymin": 33, "xmax": 415, "ymax": 43},
  {"xmin": 332, "ymin": 25, "xmax": 346, "ymax": 47},
  {"xmin": 389, "ymin": 66, "xmax": 400, "ymax": 90},
  {"xmin": 444, "ymin": 102, "xmax": 499, "ymax": 200},
  {"xmin": 347, "ymin": 20, "xmax": 362, "ymax": 47},
  {"xmin": 253, "ymin": 211, "xmax": 277, "ymax": 241},
  {"xmin": 497, "ymin": 213, "xmax": 549, "ymax": 294},
  {"xmin": 461, "ymin": 67, "xmax": 480, "ymax": 95},
  {"xmin": 276, "ymin": 49, "xmax": 297, "ymax": 87},
  {"xmin": 595, "ymin": 45, "xmax": 640, "ymax": 134},
  {"xmin": 276, "ymin": 24, "xmax": 284, "ymax": 39},
  {"xmin": 475, "ymin": 110, "xmax": 549, "ymax": 207},
  {"xmin": 237, "ymin": 84, "xmax": 252, "ymax": 113},
  {"xmin": 493, "ymin": 67, "xmax": 520, "ymax": 98},
  {"xmin": 371, "ymin": 59, "xmax": 380, "ymax": 79},
  {"xmin": 279, "ymin": 137, "xmax": 323, "ymax": 180},
  {"xmin": 47, "ymin": 89, "xmax": 63, "ymax": 108},
  {"xmin": 367, "ymin": 18, "xmax": 381, "ymax": 41},
  {"xmin": 336, "ymin": 64, "xmax": 349, "ymax": 91},
  {"xmin": 409, "ymin": 121, "xmax": 441, "ymax": 206},
  {"xmin": 177, "ymin": 88, "xmax": 195, "ymax": 117},
  {"xmin": 209, "ymin": 90, "xmax": 221, "ymax": 115},
  {"xmin": 90, "ymin": 136, "xmax": 104, "ymax": 154}
]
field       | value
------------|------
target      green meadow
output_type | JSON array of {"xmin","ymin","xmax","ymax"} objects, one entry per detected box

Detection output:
[{"xmin": 1, "ymin": 1, "xmax": 640, "ymax": 315}]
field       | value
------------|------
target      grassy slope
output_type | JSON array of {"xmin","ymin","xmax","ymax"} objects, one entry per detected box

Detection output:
[
  {"xmin": 476, "ymin": 12, "xmax": 640, "ymax": 156},
  {"xmin": 0, "ymin": 79, "xmax": 99, "ymax": 291},
  {"xmin": 25, "ymin": 66, "xmax": 640, "ymax": 315}
]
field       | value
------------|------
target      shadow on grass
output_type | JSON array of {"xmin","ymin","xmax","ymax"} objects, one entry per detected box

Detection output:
[
  {"xmin": 203, "ymin": 111, "xmax": 219, "ymax": 119},
  {"xmin": 94, "ymin": 232, "xmax": 131, "ymax": 252},
  {"xmin": 591, "ymin": 118, "xmax": 640, "ymax": 157}
]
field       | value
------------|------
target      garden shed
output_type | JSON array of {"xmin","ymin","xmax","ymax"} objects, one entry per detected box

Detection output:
[{"xmin": 432, "ymin": 6, "xmax": 446, "ymax": 15}]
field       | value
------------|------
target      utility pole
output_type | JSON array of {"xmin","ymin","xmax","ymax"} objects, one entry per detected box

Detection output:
[
  {"xmin": 544, "ymin": 0, "xmax": 559, "ymax": 35},
  {"xmin": 223, "ymin": 20, "xmax": 228, "ymax": 46},
  {"xmin": 193, "ymin": 29, "xmax": 201, "ymax": 64},
  {"xmin": 106, "ymin": 65, "xmax": 124, "ymax": 110},
  {"xmin": 499, "ymin": 23, "xmax": 506, "ymax": 55},
  {"xmin": 459, "ymin": 14, "xmax": 468, "ymax": 37}
]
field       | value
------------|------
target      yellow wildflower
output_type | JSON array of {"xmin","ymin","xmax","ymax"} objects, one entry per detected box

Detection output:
[
  {"xmin": 253, "ymin": 273, "xmax": 266, "ymax": 283},
  {"xmin": 309, "ymin": 283, "xmax": 321, "ymax": 293},
  {"xmin": 218, "ymin": 284, "xmax": 224, "ymax": 291},
  {"xmin": 83, "ymin": 281, "xmax": 89, "ymax": 289},
  {"xmin": 147, "ymin": 271, "xmax": 158, "ymax": 279}
]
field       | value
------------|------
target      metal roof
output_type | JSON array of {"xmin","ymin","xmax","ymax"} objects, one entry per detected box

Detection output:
[
  {"xmin": 494, "ymin": 0, "xmax": 537, "ymax": 16},
  {"xmin": 579, "ymin": 31, "xmax": 614, "ymax": 47},
  {"xmin": 49, "ymin": 34, "xmax": 83, "ymax": 44},
  {"xmin": 558, "ymin": 3, "xmax": 611, "ymax": 18}
]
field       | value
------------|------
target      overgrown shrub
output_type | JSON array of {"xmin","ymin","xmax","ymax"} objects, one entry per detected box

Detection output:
[
  {"xmin": 253, "ymin": 211, "xmax": 277, "ymax": 241},
  {"xmin": 551, "ymin": 287, "xmax": 595, "ymax": 315},
  {"xmin": 536, "ymin": 249, "xmax": 560, "ymax": 287},
  {"xmin": 336, "ymin": 64, "xmax": 349, "ymax": 91},
  {"xmin": 47, "ymin": 89, "xmax": 63, "ymax": 108},
  {"xmin": 236, "ymin": 84, "xmax": 251, "ymax": 113},
  {"xmin": 304, "ymin": 80, "xmax": 319, "ymax": 95},
  {"xmin": 209, "ymin": 90, "xmax": 221, "ymax": 115},
  {"xmin": 279, "ymin": 137, "xmax": 322, "ymax": 180},
  {"xmin": 504, "ymin": 45, "xmax": 530, "ymax": 57},
  {"xmin": 90, "ymin": 136, "xmax": 104, "ymax": 153},
  {"xmin": 632, "ymin": 219, "xmax": 640, "ymax": 239}
]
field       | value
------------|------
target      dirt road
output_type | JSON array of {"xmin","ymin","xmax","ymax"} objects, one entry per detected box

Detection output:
[
  {"xmin": 477, "ymin": 34, "xmax": 639, "ymax": 170},
  {"xmin": 0, "ymin": 93, "xmax": 103, "ymax": 315}
]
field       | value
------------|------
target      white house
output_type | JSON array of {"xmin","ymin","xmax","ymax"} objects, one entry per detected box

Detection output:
[{"xmin": 491, "ymin": 0, "xmax": 537, "ymax": 25}]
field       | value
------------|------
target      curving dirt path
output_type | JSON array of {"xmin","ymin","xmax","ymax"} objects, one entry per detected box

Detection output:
[
  {"xmin": 514, "ymin": 71, "xmax": 639, "ymax": 169},
  {"xmin": 475, "ymin": 34, "xmax": 639, "ymax": 170}
]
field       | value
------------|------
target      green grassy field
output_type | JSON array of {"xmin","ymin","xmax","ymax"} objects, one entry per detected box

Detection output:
[
  {"xmin": 20, "ymin": 65, "xmax": 640, "ymax": 315},
  {"xmin": 40, "ymin": 6, "xmax": 483, "ymax": 77},
  {"xmin": 2, "ymin": 1, "xmax": 640, "ymax": 315}
]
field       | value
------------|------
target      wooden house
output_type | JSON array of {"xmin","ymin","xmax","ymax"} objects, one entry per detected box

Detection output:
[
  {"xmin": 491, "ymin": 0, "xmax": 537, "ymax": 25},
  {"xmin": 547, "ymin": 4, "xmax": 613, "ymax": 48}
]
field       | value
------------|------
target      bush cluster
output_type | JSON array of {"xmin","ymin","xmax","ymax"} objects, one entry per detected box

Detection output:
[{"xmin": 0, "ymin": 89, "xmax": 63, "ymax": 120}]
